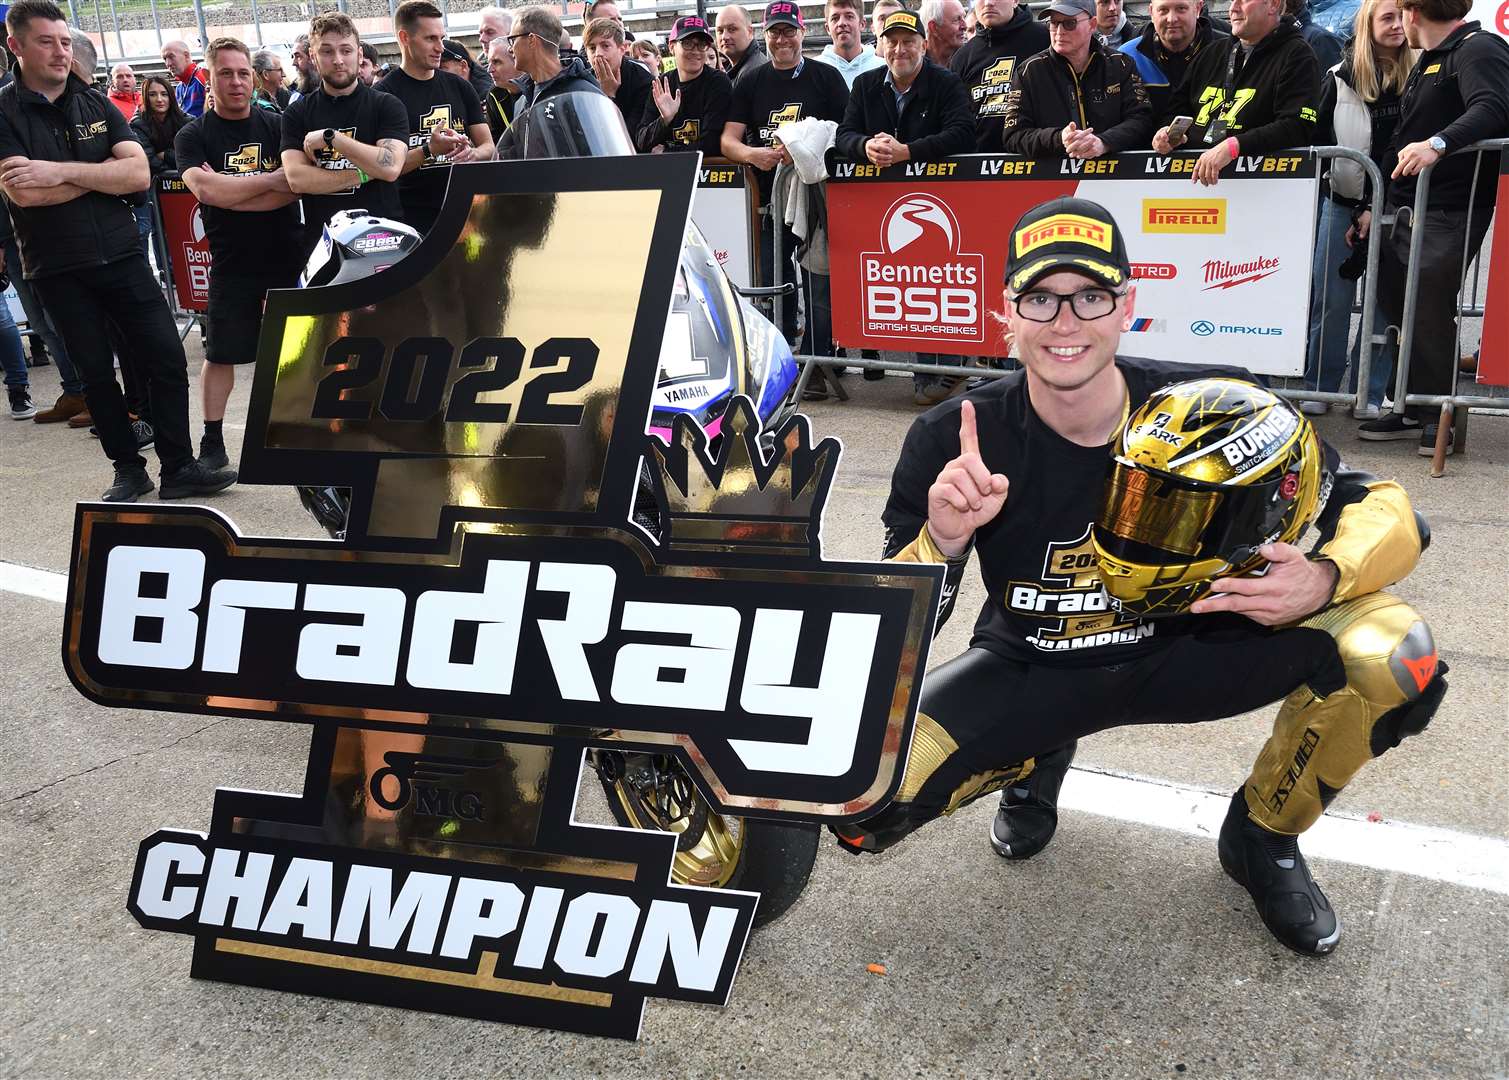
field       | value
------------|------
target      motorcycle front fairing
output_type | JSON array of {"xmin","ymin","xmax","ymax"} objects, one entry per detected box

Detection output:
[{"xmin": 649, "ymin": 224, "xmax": 797, "ymax": 443}]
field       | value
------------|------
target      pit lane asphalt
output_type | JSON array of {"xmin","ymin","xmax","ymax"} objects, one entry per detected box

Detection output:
[{"xmin": 1, "ymin": 357, "xmax": 1504, "ymax": 1079}]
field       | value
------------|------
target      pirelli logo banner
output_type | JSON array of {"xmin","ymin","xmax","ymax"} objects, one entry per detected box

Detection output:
[
  {"xmin": 62, "ymin": 155, "xmax": 943, "ymax": 1039},
  {"xmin": 829, "ymin": 149, "xmax": 1320, "ymax": 375}
]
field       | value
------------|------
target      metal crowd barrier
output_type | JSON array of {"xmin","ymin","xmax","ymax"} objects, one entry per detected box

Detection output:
[
  {"xmin": 1388, "ymin": 137, "xmax": 1507, "ymax": 474},
  {"xmin": 767, "ymin": 147, "xmax": 1395, "ymax": 410}
]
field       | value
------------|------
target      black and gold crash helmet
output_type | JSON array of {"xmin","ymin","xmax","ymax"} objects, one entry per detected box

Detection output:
[{"xmin": 1092, "ymin": 378, "xmax": 1327, "ymax": 618}]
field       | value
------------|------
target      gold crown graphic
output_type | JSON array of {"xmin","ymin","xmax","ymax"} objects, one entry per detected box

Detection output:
[{"xmin": 645, "ymin": 397, "xmax": 838, "ymax": 558}]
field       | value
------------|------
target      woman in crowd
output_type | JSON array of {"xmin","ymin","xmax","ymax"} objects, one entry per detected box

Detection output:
[
  {"xmin": 252, "ymin": 50, "xmax": 291, "ymax": 111},
  {"xmin": 629, "ymin": 39, "xmax": 663, "ymax": 74},
  {"xmin": 1302, "ymin": 0, "xmax": 1414, "ymax": 418},
  {"xmin": 131, "ymin": 74, "xmax": 192, "ymax": 179}
]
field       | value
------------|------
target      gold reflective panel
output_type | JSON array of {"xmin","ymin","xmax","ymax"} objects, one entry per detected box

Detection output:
[{"xmin": 263, "ymin": 190, "xmax": 660, "ymax": 535}]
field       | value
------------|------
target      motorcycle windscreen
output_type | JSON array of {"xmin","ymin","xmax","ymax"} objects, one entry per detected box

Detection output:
[{"xmin": 516, "ymin": 90, "xmax": 635, "ymax": 159}]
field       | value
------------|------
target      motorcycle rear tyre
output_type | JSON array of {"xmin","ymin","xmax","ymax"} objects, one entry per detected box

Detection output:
[{"xmin": 596, "ymin": 766, "xmax": 819, "ymax": 928}]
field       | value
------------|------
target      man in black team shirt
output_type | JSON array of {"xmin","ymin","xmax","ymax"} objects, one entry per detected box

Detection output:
[
  {"xmin": 948, "ymin": 0, "xmax": 1049, "ymax": 151},
  {"xmin": 280, "ymin": 11, "xmax": 408, "ymax": 257},
  {"xmin": 0, "ymin": 0, "xmax": 235, "ymax": 502},
  {"xmin": 177, "ymin": 36, "xmax": 302, "ymax": 470},
  {"xmin": 375, "ymin": 0, "xmax": 492, "ymax": 235},
  {"xmin": 638, "ymin": 16, "xmax": 733, "ymax": 154},
  {"xmin": 722, "ymin": 0, "xmax": 847, "ymax": 344},
  {"xmin": 832, "ymin": 197, "xmax": 1448, "ymax": 958}
]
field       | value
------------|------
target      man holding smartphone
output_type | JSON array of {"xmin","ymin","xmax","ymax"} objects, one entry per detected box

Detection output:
[{"xmin": 1150, "ymin": 0, "xmax": 1318, "ymax": 185}]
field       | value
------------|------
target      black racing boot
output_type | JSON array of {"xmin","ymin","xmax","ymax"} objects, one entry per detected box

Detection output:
[
  {"xmin": 1218, "ymin": 790, "xmax": 1340, "ymax": 955},
  {"xmin": 990, "ymin": 740, "xmax": 1076, "ymax": 860},
  {"xmin": 102, "ymin": 463, "xmax": 154, "ymax": 502}
]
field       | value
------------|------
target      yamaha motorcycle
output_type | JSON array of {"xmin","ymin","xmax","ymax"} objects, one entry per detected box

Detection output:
[{"xmin": 294, "ymin": 94, "xmax": 817, "ymax": 926}]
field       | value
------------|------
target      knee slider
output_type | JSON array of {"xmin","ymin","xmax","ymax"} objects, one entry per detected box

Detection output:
[{"xmin": 1370, "ymin": 659, "xmax": 1448, "ymax": 757}]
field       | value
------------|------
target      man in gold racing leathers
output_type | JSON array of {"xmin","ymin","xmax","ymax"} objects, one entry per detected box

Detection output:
[{"xmin": 832, "ymin": 197, "xmax": 1446, "ymax": 955}]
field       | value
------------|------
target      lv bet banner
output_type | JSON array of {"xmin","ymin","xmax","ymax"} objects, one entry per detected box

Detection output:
[
  {"xmin": 62, "ymin": 155, "xmax": 942, "ymax": 1039},
  {"xmin": 828, "ymin": 150, "xmax": 1320, "ymax": 375}
]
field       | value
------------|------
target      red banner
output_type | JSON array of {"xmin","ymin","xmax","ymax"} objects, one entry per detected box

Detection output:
[
  {"xmin": 1477, "ymin": 157, "xmax": 1509, "ymax": 387},
  {"xmin": 156, "ymin": 176, "xmax": 210, "ymax": 313}
]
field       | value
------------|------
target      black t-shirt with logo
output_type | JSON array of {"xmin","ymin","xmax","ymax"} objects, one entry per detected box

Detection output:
[
  {"xmin": 728, "ymin": 59, "xmax": 848, "ymax": 202},
  {"xmin": 279, "ymin": 81, "xmax": 409, "ymax": 246},
  {"xmin": 175, "ymin": 108, "xmax": 302, "ymax": 272},
  {"xmin": 371, "ymin": 67, "xmax": 485, "ymax": 230},
  {"xmin": 883, "ymin": 356, "xmax": 1256, "ymax": 668},
  {"xmin": 635, "ymin": 66, "xmax": 733, "ymax": 156}
]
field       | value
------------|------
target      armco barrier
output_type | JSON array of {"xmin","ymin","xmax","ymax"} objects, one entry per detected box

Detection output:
[{"xmin": 771, "ymin": 147, "xmax": 1389, "ymax": 412}]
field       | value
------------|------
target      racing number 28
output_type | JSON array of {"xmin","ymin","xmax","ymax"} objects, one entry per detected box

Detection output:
[{"xmin": 310, "ymin": 335, "xmax": 599, "ymax": 425}]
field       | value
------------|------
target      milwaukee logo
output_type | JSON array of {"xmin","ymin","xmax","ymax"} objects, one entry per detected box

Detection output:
[
  {"xmin": 1202, "ymin": 255, "xmax": 1280, "ymax": 291},
  {"xmin": 1142, "ymin": 199, "xmax": 1226, "ymax": 234}
]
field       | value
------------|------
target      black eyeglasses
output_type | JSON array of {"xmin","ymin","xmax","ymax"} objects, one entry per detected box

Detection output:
[
  {"xmin": 1011, "ymin": 287, "xmax": 1123, "ymax": 322},
  {"xmin": 504, "ymin": 31, "xmax": 536, "ymax": 49}
]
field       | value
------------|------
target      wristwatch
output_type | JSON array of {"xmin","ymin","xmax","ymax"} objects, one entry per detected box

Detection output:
[
  {"xmin": 322, "ymin": 128, "xmax": 336, "ymax": 150},
  {"xmin": 1427, "ymin": 135, "xmax": 1447, "ymax": 154},
  {"xmin": 421, "ymin": 142, "xmax": 434, "ymax": 162}
]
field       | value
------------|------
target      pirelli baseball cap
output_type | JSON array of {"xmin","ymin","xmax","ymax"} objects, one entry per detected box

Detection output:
[
  {"xmin": 671, "ymin": 14, "xmax": 713, "ymax": 41},
  {"xmin": 880, "ymin": 10, "xmax": 926, "ymax": 36},
  {"xmin": 763, "ymin": 0, "xmax": 804, "ymax": 29},
  {"xmin": 1004, "ymin": 197, "xmax": 1132, "ymax": 293}
]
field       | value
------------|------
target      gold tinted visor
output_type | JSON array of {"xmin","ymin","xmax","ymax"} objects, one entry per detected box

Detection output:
[{"xmin": 1101, "ymin": 461, "xmax": 1221, "ymax": 558}]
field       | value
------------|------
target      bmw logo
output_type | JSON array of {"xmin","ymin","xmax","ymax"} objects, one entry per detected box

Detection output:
[{"xmin": 1190, "ymin": 320, "xmax": 1216, "ymax": 337}]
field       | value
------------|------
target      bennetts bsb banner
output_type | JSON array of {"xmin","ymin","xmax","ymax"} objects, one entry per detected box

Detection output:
[
  {"xmin": 829, "ymin": 150, "xmax": 1320, "ymax": 376},
  {"xmin": 156, "ymin": 176, "xmax": 210, "ymax": 313}
]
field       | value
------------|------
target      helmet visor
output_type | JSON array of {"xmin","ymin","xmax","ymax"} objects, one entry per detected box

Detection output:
[{"xmin": 1096, "ymin": 459, "xmax": 1287, "ymax": 565}]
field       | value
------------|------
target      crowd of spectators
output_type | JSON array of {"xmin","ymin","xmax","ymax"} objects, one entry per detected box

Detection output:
[{"xmin": 0, "ymin": 0, "xmax": 1502, "ymax": 486}]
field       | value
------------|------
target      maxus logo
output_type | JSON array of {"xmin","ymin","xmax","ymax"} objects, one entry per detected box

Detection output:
[
  {"xmin": 860, "ymin": 194, "xmax": 985, "ymax": 342},
  {"xmin": 1191, "ymin": 319, "xmax": 1283, "ymax": 337},
  {"xmin": 1142, "ymin": 199, "xmax": 1226, "ymax": 234}
]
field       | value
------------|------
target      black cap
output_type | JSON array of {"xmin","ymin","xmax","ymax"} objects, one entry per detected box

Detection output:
[
  {"xmin": 440, "ymin": 38, "xmax": 470, "ymax": 63},
  {"xmin": 1004, "ymin": 197, "xmax": 1132, "ymax": 292},
  {"xmin": 763, "ymin": 0, "xmax": 804, "ymax": 29},
  {"xmin": 880, "ymin": 10, "xmax": 926, "ymax": 37}
]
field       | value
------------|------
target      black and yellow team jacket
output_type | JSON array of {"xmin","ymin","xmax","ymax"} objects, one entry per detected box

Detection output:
[
  {"xmin": 948, "ymin": 6, "xmax": 1051, "ymax": 152},
  {"xmin": 1000, "ymin": 42, "xmax": 1155, "ymax": 157},
  {"xmin": 882, "ymin": 356, "xmax": 1422, "ymax": 667},
  {"xmin": 1162, "ymin": 18, "xmax": 1320, "ymax": 153}
]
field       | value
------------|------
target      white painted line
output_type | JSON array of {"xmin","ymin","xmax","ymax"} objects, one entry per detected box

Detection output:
[
  {"xmin": 0, "ymin": 560, "xmax": 66, "ymax": 604},
  {"xmin": 5, "ymin": 558, "xmax": 1506, "ymax": 895},
  {"xmin": 1061, "ymin": 767, "xmax": 1509, "ymax": 896}
]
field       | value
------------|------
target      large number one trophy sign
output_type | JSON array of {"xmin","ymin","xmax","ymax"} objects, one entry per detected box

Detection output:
[{"xmin": 61, "ymin": 155, "xmax": 943, "ymax": 1038}]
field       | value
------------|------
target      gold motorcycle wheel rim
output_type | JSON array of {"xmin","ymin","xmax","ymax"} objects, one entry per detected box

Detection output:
[{"xmin": 608, "ymin": 775, "xmax": 745, "ymax": 889}]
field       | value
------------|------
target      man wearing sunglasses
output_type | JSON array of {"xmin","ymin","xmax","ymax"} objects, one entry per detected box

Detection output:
[
  {"xmin": 832, "ymin": 197, "xmax": 1444, "ymax": 958},
  {"xmin": 496, "ymin": 5, "xmax": 604, "ymax": 157}
]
